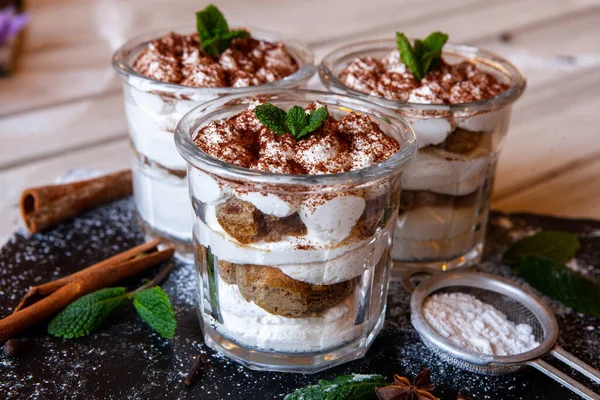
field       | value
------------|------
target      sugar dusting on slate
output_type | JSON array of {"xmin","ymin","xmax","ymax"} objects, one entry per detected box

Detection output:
[{"xmin": 0, "ymin": 201, "xmax": 599, "ymax": 399}]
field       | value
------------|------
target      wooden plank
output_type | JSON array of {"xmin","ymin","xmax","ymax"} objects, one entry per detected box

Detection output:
[
  {"xmin": 493, "ymin": 157, "xmax": 600, "ymax": 219},
  {"xmin": 0, "ymin": 92, "xmax": 126, "ymax": 169},
  {"xmin": 314, "ymin": 0, "xmax": 597, "ymax": 58},
  {"xmin": 0, "ymin": 139, "xmax": 130, "ymax": 245},
  {"xmin": 3, "ymin": 0, "xmax": 495, "ymax": 116},
  {"xmin": 493, "ymin": 67, "xmax": 600, "ymax": 198}
]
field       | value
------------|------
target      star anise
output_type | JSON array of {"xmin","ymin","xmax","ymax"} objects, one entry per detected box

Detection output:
[{"xmin": 375, "ymin": 368, "xmax": 439, "ymax": 400}]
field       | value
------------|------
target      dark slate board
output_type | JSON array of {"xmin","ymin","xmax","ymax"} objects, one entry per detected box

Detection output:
[{"xmin": 0, "ymin": 198, "xmax": 599, "ymax": 400}]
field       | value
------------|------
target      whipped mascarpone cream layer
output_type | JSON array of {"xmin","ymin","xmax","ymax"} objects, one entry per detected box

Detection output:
[
  {"xmin": 125, "ymin": 89, "xmax": 204, "ymax": 170},
  {"xmin": 132, "ymin": 163, "xmax": 192, "ymax": 240},
  {"xmin": 216, "ymin": 276, "xmax": 361, "ymax": 352}
]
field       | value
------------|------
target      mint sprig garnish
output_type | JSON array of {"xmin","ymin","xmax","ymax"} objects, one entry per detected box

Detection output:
[
  {"xmin": 396, "ymin": 31, "xmax": 448, "ymax": 81},
  {"xmin": 254, "ymin": 103, "xmax": 329, "ymax": 140},
  {"xmin": 503, "ymin": 230, "xmax": 600, "ymax": 318},
  {"xmin": 48, "ymin": 264, "xmax": 177, "ymax": 339},
  {"xmin": 284, "ymin": 374, "xmax": 387, "ymax": 400},
  {"xmin": 196, "ymin": 4, "xmax": 249, "ymax": 56}
]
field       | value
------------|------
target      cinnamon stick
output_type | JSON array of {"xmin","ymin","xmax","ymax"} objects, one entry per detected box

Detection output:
[
  {"xmin": 13, "ymin": 238, "xmax": 163, "ymax": 312},
  {"xmin": 0, "ymin": 240, "xmax": 174, "ymax": 343},
  {"xmin": 20, "ymin": 169, "xmax": 132, "ymax": 233}
]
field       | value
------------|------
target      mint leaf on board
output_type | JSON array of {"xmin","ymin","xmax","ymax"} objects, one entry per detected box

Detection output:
[
  {"xmin": 196, "ymin": 4, "xmax": 248, "ymax": 56},
  {"xmin": 133, "ymin": 286, "xmax": 177, "ymax": 339},
  {"xmin": 396, "ymin": 32, "xmax": 422, "ymax": 80},
  {"xmin": 254, "ymin": 103, "xmax": 288, "ymax": 135},
  {"xmin": 297, "ymin": 107, "xmax": 330, "ymax": 139},
  {"xmin": 396, "ymin": 31, "xmax": 449, "ymax": 81},
  {"xmin": 502, "ymin": 230, "xmax": 580, "ymax": 266},
  {"xmin": 254, "ymin": 103, "xmax": 329, "ymax": 140},
  {"xmin": 48, "ymin": 287, "xmax": 129, "ymax": 339},
  {"xmin": 513, "ymin": 256, "xmax": 600, "ymax": 318},
  {"xmin": 285, "ymin": 106, "xmax": 309, "ymax": 137},
  {"xmin": 284, "ymin": 374, "xmax": 387, "ymax": 400}
]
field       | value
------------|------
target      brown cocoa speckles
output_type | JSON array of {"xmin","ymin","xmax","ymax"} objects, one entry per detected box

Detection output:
[
  {"xmin": 341, "ymin": 51, "xmax": 509, "ymax": 104},
  {"xmin": 133, "ymin": 33, "xmax": 298, "ymax": 88},
  {"xmin": 193, "ymin": 102, "xmax": 401, "ymax": 175}
]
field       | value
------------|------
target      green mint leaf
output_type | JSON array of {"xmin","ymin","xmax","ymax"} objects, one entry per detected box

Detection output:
[
  {"xmin": 513, "ymin": 256, "xmax": 600, "ymax": 318},
  {"xmin": 423, "ymin": 31, "xmax": 449, "ymax": 53},
  {"xmin": 285, "ymin": 106, "xmax": 309, "ymax": 137},
  {"xmin": 254, "ymin": 103, "xmax": 288, "ymax": 135},
  {"xmin": 196, "ymin": 4, "xmax": 245, "ymax": 56},
  {"xmin": 206, "ymin": 246, "xmax": 219, "ymax": 313},
  {"xmin": 396, "ymin": 32, "xmax": 422, "ymax": 81},
  {"xmin": 284, "ymin": 374, "xmax": 386, "ymax": 400},
  {"xmin": 396, "ymin": 31, "xmax": 449, "ymax": 80},
  {"xmin": 223, "ymin": 29, "xmax": 250, "ymax": 41},
  {"xmin": 297, "ymin": 107, "xmax": 329, "ymax": 139},
  {"xmin": 420, "ymin": 50, "xmax": 440, "ymax": 77},
  {"xmin": 133, "ymin": 286, "xmax": 177, "ymax": 339},
  {"xmin": 48, "ymin": 287, "xmax": 129, "ymax": 339},
  {"xmin": 502, "ymin": 230, "xmax": 580, "ymax": 266},
  {"xmin": 382, "ymin": 207, "xmax": 394, "ymax": 225},
  {"xmin": 413, "ymin": 39, "xmax": 426, "ymax": 62},
  {"xmin": 421, "ymin": 32, "xmax": 447, "ymax": 74}
]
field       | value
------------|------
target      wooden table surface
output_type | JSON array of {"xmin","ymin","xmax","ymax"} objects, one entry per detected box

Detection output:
[{"xmin": 1, "ymin": 0, "xmax": 599, "ymax": 245}]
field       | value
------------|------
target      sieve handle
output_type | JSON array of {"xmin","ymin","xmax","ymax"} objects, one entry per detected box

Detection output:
[
  {"xmin": 551, "ymin": 347, "xmax": 600, "ymax": 385},
  {"xmin": 528, "ymin": 359, "xmax": 600, "ymax": 400},
  {"xmin": 400, "ymin": 268, "xmax": 435, "ymax": 293}
]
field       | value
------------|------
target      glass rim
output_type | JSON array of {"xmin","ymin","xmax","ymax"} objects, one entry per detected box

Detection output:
[
  {"xmin": 112, "ymin": 25, "xmax": 316, "ymax": 96},
  {"xmin": 319, "ymin": 39, "xmax": 527, "ymax": 112},
  {"xmin": 174, "ymin": 88, "xmax": 417, "ymax": 187}
]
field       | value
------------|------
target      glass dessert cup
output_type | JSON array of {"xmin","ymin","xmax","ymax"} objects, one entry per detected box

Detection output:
[
  {"xmin": 112, "ymin": 27, "xmax": 315, "ymax": 261},
  {"xmin": 175, "ymin": 90, "xmax": 417, "ymax": 373},
  {"xmin": 319, "ymin": 40, "xmax": 526, "ymax": 272}
]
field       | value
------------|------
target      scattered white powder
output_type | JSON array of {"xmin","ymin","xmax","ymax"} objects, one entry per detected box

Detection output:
[{"xmin": 423, "ymin": 292, "xmax": 539, "ymax": 356}]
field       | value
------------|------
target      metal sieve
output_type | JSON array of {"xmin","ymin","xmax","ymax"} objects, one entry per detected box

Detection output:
[{"xmin": 405, "ymin": 271, "xmax": 600, "ymax": 400}]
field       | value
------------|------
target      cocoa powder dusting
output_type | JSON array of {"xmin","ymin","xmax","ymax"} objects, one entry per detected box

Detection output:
[
  {"xmin": 193, "ymin": 102, "xmax": 401, "ymax": 175},
  {"xmin": 340, "ymin": 50, "xmax": 509, "ymax": 104},
  {"xmin": 132, "ymin": 32, "xmax": 298, "ymax": 88}
]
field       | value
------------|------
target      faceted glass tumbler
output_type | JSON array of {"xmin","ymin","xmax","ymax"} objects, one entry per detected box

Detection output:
[{"xmin": 175, "ymin": 90, "xmax": 417, "ymax": 373}]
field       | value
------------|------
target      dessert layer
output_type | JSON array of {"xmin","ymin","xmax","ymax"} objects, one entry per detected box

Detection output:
[
  {"xmin": 133, "ymin": 32, "xmax": 299, "ymax": 87},
  {"xmin": 400, "ymin": 190, "xmax": 480, "ymax": 211},
  {"xmin": 213, "ymin": 220, "xmax": 391, "ymax": 285},
  {"xmin": 197, "ymin": 217, "xmax": 383, "ymax": 281},
  {"xmin": 392, "ymin": 227, "xmax": 483, "ymax": 261},
  {"xmin": 340, "ymin": 50, "xmax": 508, "ymax": 104},
  {"xmin": 132, "ymin": 159, "xmax": 192, "ymax": 241},
  {"xmin": 216, "ymin": 276, "xmax": 361, "ymax": 352},
  {"xmin": 193, "ymin": 102, "xmax": 400, "ymax": 174},
  {"xmin": 217, "ymin": 262, "xmax": 357, "ymax": 318},
  {"xmin": 401, "ymin": 134, "xmax": 491, "ymax": 196},
  {"xmin": 396, "ymin": 204, "xmax": 478, "ymax": 241}
]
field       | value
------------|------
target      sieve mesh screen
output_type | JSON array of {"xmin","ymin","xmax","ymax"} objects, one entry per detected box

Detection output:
[{"xmin": 428, "ymin": 286, "xmax": 546, "ymax": 343}]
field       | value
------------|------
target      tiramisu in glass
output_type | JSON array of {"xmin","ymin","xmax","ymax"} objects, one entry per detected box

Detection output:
[
  {"xmin": 112, "ymin": 6, "xmax": 315, "ymax": 259},
  {"xmin": 175, "ymin": 90, "xmax": 416, "ymax": 372},
  {"xmin": 320, "ymin": 33, "xmax": 525, "ymax": 270}
]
